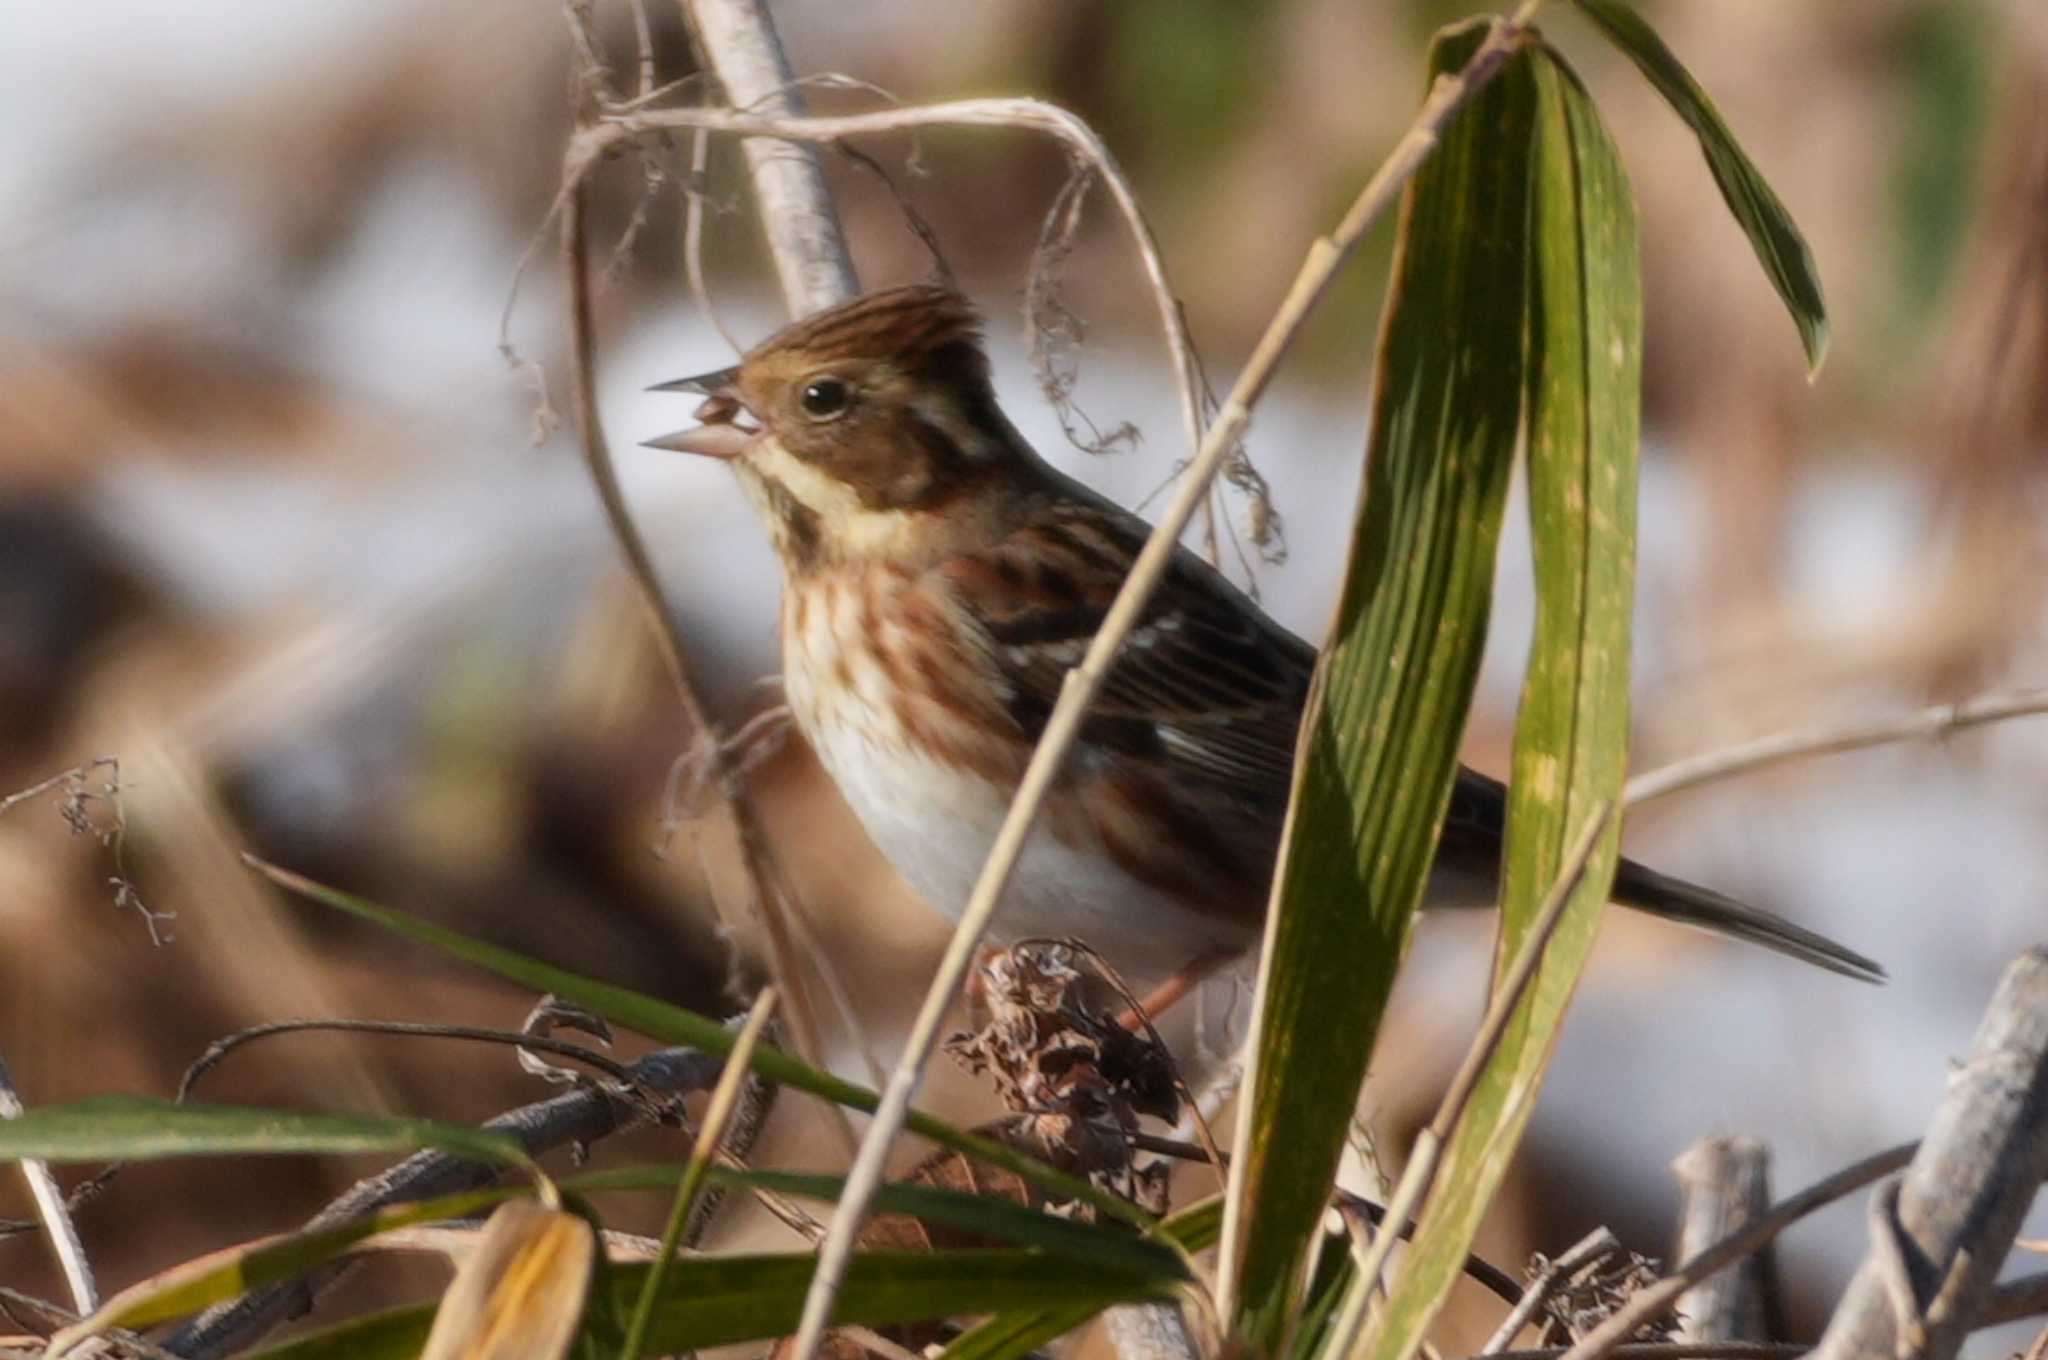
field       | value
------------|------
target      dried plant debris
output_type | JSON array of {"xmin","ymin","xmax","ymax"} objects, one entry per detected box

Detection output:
[
  {"xmin": 946, "ymin": 942, "xmax": 1176, "ymax": 1217},
  {"xmin": 1524, "ymin": 1242, "xmax": 1677, "ymax": 1346},
  {"xmin": 0, "ymin": 756, "xmax": 173, "ymax": 943}
]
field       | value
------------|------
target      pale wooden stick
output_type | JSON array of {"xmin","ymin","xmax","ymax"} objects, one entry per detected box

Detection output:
[
  {"xmin": 679, "ymin": 0, "xmax": 856, "ymax": 315},
  {"xmin": 1809, "ymin": 948, "xmax": 2048, "ymax": 1360}
]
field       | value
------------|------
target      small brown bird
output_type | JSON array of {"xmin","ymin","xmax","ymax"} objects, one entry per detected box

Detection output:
[{"xmin": 648, "ymin": 285, "xmax": 1881, "ymax": 990}]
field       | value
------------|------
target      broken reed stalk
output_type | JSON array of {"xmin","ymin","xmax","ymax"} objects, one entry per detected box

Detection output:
[
  {"xmin": 1809, "ymin": 947, "xmax": 2048, "ymax": 1360},
  {"xmin": 1670, "ymin": 1137, "xmax": 1775, "ymax": 1344}
]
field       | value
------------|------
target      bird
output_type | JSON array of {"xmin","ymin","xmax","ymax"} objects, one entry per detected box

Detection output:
[{"xmin": 645, "ymin": 283, "xmax": 1882, "ymax": 995}]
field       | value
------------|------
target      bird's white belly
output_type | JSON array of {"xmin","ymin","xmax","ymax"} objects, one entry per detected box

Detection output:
[{"xmin": 785, "ymin": 633, "xmax": 1239, "ymax": 983}]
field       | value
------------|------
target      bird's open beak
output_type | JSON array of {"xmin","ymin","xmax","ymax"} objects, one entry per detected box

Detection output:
[{"xmin": 643, "ymin": 365, "xmax": 759, "ymax": 460}]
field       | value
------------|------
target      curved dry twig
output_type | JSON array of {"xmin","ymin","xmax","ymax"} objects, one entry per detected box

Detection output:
[{"xmin": 579, "ymin": 94, "xmax": 1275, "ymax": 549}]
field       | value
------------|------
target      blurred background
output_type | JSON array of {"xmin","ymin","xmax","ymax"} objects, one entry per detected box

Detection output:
[{"xmin": 2, "ymin": 0, "xmax": 2045, "ymax": 1350}]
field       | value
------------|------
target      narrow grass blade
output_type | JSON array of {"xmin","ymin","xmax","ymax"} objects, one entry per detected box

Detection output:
[
  {"xmin": 1219, "ymin": 20, "xmax": 1536, "ymax": 1351},
  {"xmin": 245, "ymin": 856, "xmax": 1145, "ymax": 1226},
  {"xmin": 0, "ymin": 1096, "xmax": 530, "ymax": 1170},
  {"xmin": 1572, "ymin": 0, "xmax": 1827, "ymax": 370},
  {"xmin": 1356, "ymin": 42, "xmax": 1641, "ymax": 1360}
]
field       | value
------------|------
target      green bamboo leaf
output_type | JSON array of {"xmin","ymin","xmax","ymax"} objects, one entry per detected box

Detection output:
[
  {"xmin": 1358, "ymin": 42, "xmax": 1640, "ymax": 1360},
  {"xmin": 1220, "ymin": 19, "xmax": 1536, "ymax": 1352},
  {"xmin": 244, "ymin": 1250, "xmax": 1186, "ymax": 1360},
  {"xmin": 0, "ymin": 1096, "xmax": 531, "ymax": 1170},
  {"xmin": 246, "ymin": 857, "xmax": 1146, "ymax": 1226},
  {"xmin": 1572, "ymin": 0, "xmax": 1827, "ymax": 370}
]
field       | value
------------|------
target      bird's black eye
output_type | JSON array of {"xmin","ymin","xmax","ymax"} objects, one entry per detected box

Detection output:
[{"xmin": 799, "ymin": 376, "xmax": 851, "ymax": 420}]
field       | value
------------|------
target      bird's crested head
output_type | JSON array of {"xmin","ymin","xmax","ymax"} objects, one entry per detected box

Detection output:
[{"xmin": 649, "ymin": 285, "xmax": 1028, "ymax": 567}]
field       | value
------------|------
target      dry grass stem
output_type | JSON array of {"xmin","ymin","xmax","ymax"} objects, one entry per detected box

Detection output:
[
  {"xmin": 559, "ymin": 146, "xmax": 847, "ymax": 1154},
  {"xmin": 0, "ymin": 1058, "xmax": 97, "ymax": 1316}
]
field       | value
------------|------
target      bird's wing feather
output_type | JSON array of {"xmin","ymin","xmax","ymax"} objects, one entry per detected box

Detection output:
[{"xmin": 939, "ymin": 499, "xmax": 1313, "ymax": 810}]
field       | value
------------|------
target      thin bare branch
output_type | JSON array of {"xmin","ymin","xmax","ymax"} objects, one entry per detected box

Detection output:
[
  {"xmin": 1982, "ymin": 1272, "xmax": 2048, "ymax": 1327},
  {"xmin": 1625, "ymin": 689, "xmax": 2048, "ymax": 807},
  {"xmin": 172, "ymin": 1016, "xmax": 659, "ymax": 1109},
  {"xmin": 1483, "ymin": 1230, "xmax": 1623, "ymax": 1354}
]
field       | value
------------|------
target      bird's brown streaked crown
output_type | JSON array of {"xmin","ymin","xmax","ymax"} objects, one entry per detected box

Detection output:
[{"xmin": 655, "ymin": 285, "xmax": 1024, "ymax": 523}]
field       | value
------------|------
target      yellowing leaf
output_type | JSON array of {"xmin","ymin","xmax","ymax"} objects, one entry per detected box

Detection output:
[{"xmin": 419, "ymin": 1200, "xmax": 594, "ymax": 1360}]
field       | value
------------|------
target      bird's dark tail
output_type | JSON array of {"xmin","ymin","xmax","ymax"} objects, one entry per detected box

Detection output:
[{"xmin": 1610, "ymin": 857, "xmax": 1886, "ymax": 983}]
